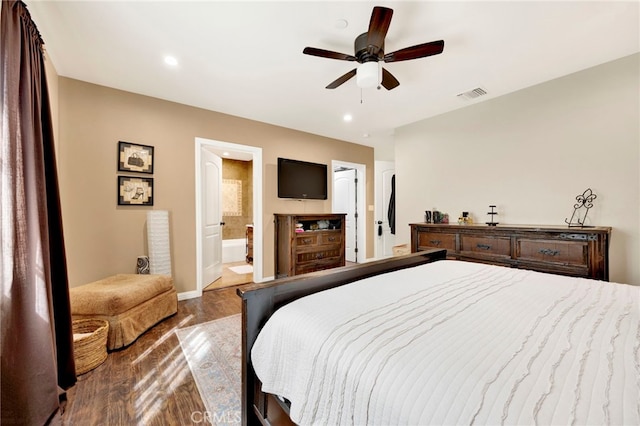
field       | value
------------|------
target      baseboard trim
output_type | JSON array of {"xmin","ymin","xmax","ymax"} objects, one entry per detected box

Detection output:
[{"xmin": 178, "ymin": 290, "xmax": 201, "ymax": 301}]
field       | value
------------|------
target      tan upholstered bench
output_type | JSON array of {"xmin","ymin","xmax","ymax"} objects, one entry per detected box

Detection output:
[{"xmin": 70, "ymin": 274, "xmax": 177, "ymax": 350}]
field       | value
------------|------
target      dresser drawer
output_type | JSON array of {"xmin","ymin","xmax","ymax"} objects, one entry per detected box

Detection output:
[
  {"xmin": 319, "ymin": 232, "xmax": 342, "ymax": 246},
  {"xmin": 417, "ymin": 232, "xmax": 456, "ymax": 251},
  {"xmin": 460, "ymin": 235, "xmax": 511, "ymax": 258},
  {"xmin": 516, "ymin": 239, "xmax": 587, "ymax": 266},
  {"xmin": 295, "ymin": 260, "xmax": 343, "ymax": 275},
  {"xmin": 295, "ymin": 250, "xmax": 344, "ymax": 275},
  {"xmin": 296, "ymin": 233, "xmax": 320, "ymax": 247},
  {"xmin": 296, "ymin": 232, "xmax": 342, "ymax": 249},
  {"xmin": 296, "ymin": 247, "xmax": 342, "ymax": 263}
]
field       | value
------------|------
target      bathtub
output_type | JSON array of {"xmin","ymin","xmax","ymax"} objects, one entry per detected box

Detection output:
[{"xmin": 222, "ymin": 238, "xmax": 246, "ymax": 263}]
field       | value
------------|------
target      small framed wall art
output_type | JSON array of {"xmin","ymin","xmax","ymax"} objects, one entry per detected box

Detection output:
[
  {"xmin": 118, "ymin": 141, "xmax": 154, "ymax": 174},
  {"xmin": 118, "ymin": 176, "xmax": 154, "ymax": 206}
]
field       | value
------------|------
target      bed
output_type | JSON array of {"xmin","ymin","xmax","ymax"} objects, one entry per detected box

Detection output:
[{"xmin": 237, "ymin": 250, "xmax": 639, "ymax": 425}]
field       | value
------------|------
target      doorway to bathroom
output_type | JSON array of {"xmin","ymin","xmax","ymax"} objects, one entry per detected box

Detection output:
[
  {"xmin": 195, "ymin": 138, "xmax": 263, "ymax": 294},
  {"xmin": 206, "ymin": 157, "xmax": 254, "ymax": 290}
]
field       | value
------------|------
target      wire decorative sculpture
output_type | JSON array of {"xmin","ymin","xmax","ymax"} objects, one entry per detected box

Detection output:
[{"xmin": 565, "ymin": 188, "xmax": 597, "ymax": 228}]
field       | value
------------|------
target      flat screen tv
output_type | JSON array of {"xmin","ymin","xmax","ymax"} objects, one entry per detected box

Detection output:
[{"xmin": 277, "ymin": 157, "xmax": 328, "ymax": 200}]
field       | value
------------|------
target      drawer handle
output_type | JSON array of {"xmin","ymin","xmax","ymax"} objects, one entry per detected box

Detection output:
[
  {"xmin": 476, "ymin": 244, "xmax": 491, "ymax": 250},
  {"xmin": 315, "ymin": 253, "xmax": 324, "ymax": 259},
  {"xmin": 539, "ymin": 248, "xmax": 560, "ymax": 256},
  {"xmin": 302, "ymin": 238, "xmax": 312, "ymax": 244},
  {"xmin": 429, "ymin": 240, "xmax": 441, "ymax": 246},
  {"xmin": 327, "ymin": 237, "xmax": 336, "ymax": 242}
]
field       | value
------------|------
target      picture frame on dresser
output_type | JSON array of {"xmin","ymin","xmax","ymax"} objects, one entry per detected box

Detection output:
[
  {"xmin": 117, "ymin": 176, "xmax": 154, "ymax": 206},
  {"xmin": 118, "ymin": 141, "xmax": 154, "ymax": 174}
]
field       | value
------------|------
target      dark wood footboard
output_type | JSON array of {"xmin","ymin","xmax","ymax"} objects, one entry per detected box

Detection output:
[{"xmin": 236, "ymin": 249, "xmax": 446, "ymax": 425}]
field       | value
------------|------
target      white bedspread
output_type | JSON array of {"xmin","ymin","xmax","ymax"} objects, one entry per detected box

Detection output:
[{"xmin": 251, "ymin": 260, "xmax": 640, "ymax": 425}]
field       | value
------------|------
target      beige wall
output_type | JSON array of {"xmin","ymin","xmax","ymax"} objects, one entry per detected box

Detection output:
[
  {"xmin": 395, "ymin": 54, "xmax": 640, "ymax": 285},
  {"xmin": 56, "ymin": 78, "xmax": 374, "ymax": 293}
]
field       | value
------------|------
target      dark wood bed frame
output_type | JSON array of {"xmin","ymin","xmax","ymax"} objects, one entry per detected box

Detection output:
[{"xmin": 236, "ymin": 249, "xmax": 447, "ymax": 425}]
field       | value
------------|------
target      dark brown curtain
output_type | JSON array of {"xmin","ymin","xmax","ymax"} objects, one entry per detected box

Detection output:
[{"xmin": 1, "ymin": 1, "xmax": 76, "ymax": 424}]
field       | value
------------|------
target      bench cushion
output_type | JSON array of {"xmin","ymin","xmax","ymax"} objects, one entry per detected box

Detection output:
[{"xmin": 70, "ymin": 274, "xmax": 173, "ymax": 316}]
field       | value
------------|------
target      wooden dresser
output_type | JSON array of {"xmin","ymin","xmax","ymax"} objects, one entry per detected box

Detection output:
[
  {"xmin": 246, "ymin": 225, "xmax": 253, "ymax": 264},
  {"xmin": 410, "ymin": 223, "xmax": 611, "ymax": 280},
  {"xmin": 275, "ymin": 213, "xmax": 346, "ymax": 278}
]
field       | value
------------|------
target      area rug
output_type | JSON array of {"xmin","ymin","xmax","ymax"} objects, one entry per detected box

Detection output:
[
  {"xmin": 176, "ymin": 314, "xmax": 241, "ymax": 424},
  {"xmin": 229, "ymin": 265, "xmax": 253, "ymax": 275}
]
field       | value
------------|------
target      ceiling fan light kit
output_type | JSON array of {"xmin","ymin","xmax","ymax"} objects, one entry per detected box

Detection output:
[
  {"xmin": 303, "ymin": 6, "xmax": 445, "ymax": 91},
  {"xmin": 357, "ymin": 62, "xmax": 381, "ymax": 88}
]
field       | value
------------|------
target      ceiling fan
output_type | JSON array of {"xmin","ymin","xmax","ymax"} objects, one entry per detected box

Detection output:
[{"xmin": 303, "ymin": 6, "xmax": 444, "ymax": 90}]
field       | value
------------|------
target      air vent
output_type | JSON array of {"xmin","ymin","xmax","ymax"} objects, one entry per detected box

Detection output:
[{"xmin": 457, "ymin": 87, "xmax": 488, "ymax": 101}]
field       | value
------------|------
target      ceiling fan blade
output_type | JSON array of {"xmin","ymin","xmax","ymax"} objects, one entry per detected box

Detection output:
[
  {"xmin": 381, "ymin": 68, "xmax": 400, "ymax": 90},
  {"xmin": 303, "ymin": 47, "xmax": 356, "ymax": 61},
  {"xmin": 326, "ymin": 68, "xmax": 357, "ymax": 89},
  {"xmin": 384, "ymin": 40, "xmax": 445, "ymax": 63},
  {"xmin": 367, "ymin": 6, "xmax": 393, "ymax": 55}
]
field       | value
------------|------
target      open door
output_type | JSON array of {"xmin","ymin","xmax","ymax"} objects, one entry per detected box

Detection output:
[
  {"xmin": 334, "ymin": 168, "xmax": 358, "ymax": 262},
  {"xmin": 201, "ymin": 148, "xmax": 223, "ymax": 286},
  {"xmin": 375, "ymin": 161, "xmax": 396, "ymax": 258}
]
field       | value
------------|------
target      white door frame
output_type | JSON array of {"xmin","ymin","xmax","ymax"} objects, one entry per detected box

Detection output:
[
  {"xmin": 195, "ymin": 137, "xmax": 263, "ymax": 296},
  {"xmin": 332, "ymin": 160, "xmax": 366, "ymax": 263}
]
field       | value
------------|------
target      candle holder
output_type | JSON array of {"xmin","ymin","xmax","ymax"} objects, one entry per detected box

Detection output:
[{"xmin": 486, "ymin": 205, "xmax": 499, "ymax": 226}]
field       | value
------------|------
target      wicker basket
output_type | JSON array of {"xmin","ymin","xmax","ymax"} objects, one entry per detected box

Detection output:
[{"xmin": 72, "ymin": 319, "xmax": 109, "ymax": 375}]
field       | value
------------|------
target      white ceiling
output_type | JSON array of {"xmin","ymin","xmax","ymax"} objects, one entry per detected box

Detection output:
[{"xmin": 27, "ymin": 1, "xmax": 639, "ymax": 153}]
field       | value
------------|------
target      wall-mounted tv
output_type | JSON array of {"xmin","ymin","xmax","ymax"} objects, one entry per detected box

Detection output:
[{"xmin": 277, "ymin": 157, "xmax": 328, "ymax": 200}]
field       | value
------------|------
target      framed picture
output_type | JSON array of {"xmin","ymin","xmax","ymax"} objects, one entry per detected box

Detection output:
[
  {"xmin": 118, "ymin": 176, "xmax": 154, "ymax": 206},
  {"xmin": 118, "ymin": 141, "xmax": 154, "ymax": 174}
]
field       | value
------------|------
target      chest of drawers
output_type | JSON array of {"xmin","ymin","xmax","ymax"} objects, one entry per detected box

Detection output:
[
  {"xmin": 410, "ymin": 223, "xmax": 611, "ymax": 280},
  {"xmin": 275, "ymin": 214, "xmax": 346, "ymax": 278}
]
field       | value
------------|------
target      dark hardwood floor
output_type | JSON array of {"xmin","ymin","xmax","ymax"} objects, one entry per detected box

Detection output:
[{"xmin": 59, "ymin": 286, "xmax": 242, "ymax": 425}]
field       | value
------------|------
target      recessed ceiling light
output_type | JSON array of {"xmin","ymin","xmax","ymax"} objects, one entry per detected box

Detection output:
[
  {"xmin": 222, "ymin": 151, "xmax": 230, "ymax": 156},
  {"xmin": 164, "ymin": 55, "xmax": 178, "ymax": 66},
  {"xmin": 343, "ymin": 114, "xmax": 353, "ymax": 122},
  {"xmin": 335, "ymin": 19, "xmax": 348, "ymax": 29},
  {"xmin": 362, "ymin": 133, "xmax": 370, "ymax": 138}
]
